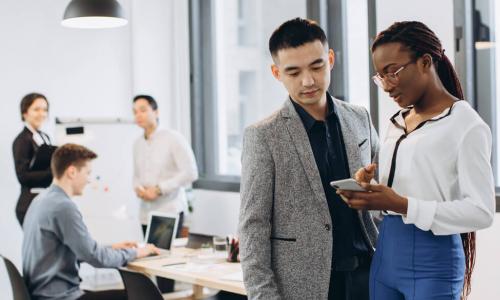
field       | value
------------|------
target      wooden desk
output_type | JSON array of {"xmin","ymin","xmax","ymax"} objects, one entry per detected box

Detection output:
[{"xmin": 127, "ymin": 247, "xmax": 246, "ymax": 297}]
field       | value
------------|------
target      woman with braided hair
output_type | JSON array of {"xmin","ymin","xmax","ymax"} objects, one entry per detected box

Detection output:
[{"xmin": 338, "ymin": 21, "xmax": 495, "ymax": 299}]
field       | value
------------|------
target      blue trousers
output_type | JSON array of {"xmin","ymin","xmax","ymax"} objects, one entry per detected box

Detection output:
[{"xmin": 369, "ymin": 215, "xmax": 465, "ymax": 300}]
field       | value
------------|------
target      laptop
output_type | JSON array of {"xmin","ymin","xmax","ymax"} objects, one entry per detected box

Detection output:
[{"xmin": 135, "ymin": 211, "xmax": 179, "ymax": 261}]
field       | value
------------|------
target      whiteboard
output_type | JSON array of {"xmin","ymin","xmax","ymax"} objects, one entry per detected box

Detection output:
[{"xmin": 55, "ymin": 118, "xmax": 144, "ymax": 289}]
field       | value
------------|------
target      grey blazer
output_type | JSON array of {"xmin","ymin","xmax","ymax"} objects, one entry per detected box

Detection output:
[{"xmin": 238, "ymin": 97, "xmax": 380, "ymax": 300}]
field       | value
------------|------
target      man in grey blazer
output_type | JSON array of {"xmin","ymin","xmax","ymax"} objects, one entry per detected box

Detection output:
[{"xmin": 238, "ymin": 18, "xmax": 379, "ymax": 300}]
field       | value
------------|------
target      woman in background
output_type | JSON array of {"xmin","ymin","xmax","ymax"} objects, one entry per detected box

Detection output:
[{"xmin": 12, "ymin": 93, "xmax": 54, "ymax": 226}]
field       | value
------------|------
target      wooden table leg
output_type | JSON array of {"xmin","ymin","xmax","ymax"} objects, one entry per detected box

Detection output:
[{"xmin": 192, "ymin": 285, "xmax": 204, "ymax": 299}]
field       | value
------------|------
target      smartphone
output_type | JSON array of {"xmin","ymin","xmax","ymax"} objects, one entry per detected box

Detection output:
[{"xmin": 330, "ymin": 178, "xmax": 366, "ymax": 191}]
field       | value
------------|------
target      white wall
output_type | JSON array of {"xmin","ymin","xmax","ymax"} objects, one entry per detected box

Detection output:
[
  {"xmin": 190, "ymin": 189, "xmax": 240, "ymax": 237},
  {"xmin": 0, "ymin": 1, "xmax": 190, "ymax": 298},
  {"xmin": 474, "ymin": 214, "xmax": 500, "ymax": 298},
  {"xmin": 130, "ymin": 0, "xmax": 191, "ymax": 138}
]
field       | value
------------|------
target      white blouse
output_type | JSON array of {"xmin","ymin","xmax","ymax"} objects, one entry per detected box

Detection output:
[
  {"xmin": 25, "ymin": 123, "xmax": 51, "ymax": 146},
  {"xmin": 380, "ymin": 100, "xmax": 495, "ymax": 235}
]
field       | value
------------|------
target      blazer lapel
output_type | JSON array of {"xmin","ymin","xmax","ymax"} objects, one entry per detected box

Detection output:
[
  {"xmin": 333, "ymin": 98, "xmax": 362, "ymax": 177},
  {"xmin": 281, "ymin": 99, "xmax": 331, "ymax": 222}
]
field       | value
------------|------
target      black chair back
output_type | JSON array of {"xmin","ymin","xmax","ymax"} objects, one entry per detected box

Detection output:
[
  {"xmin": 119, "ymin": 268, "xmax": 164, "ymax": 300},
  {"xmin": 1, "ymin": 255, "xmax": 31, "ymax": 300}
]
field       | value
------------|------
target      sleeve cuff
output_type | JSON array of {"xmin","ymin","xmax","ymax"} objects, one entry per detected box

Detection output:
[
  {"xmin": 124, "ymin": 248, "xmax": 137, "ymax": 264},
  {"xmin": 402, "ymin": 197, "xmax": 437, "ymax": 231}
]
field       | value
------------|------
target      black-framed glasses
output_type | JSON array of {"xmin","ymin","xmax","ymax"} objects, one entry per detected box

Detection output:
[{"xmin": 372, "ymin": 60, "xmax": 416, "ymax": 88}]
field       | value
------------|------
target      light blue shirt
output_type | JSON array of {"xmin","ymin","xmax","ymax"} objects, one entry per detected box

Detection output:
[{"xmin": 22, "ymin": 185, "xmax": 136, "ymax": 300}]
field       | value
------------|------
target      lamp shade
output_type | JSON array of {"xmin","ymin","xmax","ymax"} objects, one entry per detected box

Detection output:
[{"xmin": 62, "ymin": 0, "xmax": 128, "ymax": 29}]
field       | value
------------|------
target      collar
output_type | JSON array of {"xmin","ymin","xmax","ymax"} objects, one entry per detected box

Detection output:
[
  {"xmin": 390, "ymin": 101, "xmax": 460, "ymax": 132},
  {"xmin": 25, "ymin": 123, "xmax": 48, "ymax": 145},
  {"xmin": 25, "ymin": 122, "xmax": 39, "ymax": 135},
  {"xmin": 291, "ymin": 92, "xmax": 336, "ymax": 132},
  {"xmin": 50, "ymin": 184, "xmax": 71, "ymax": 199},
  {"xmin": 143, "ymin": 126, "xmax": 160, "ymax": 140}
]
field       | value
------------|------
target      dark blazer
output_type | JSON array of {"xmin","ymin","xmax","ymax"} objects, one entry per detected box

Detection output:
[{"xmin": 12, "ymin": 127, "xmax": 53, "ymax": 226}]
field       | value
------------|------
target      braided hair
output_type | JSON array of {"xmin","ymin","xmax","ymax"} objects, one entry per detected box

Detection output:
[
  {"xmin": 372, "ymin": 21, "xmax": 463, "ymax": 100},
  {"xmin": 372, "ymin": 21, "xmax": 474, "ymax": 299}
]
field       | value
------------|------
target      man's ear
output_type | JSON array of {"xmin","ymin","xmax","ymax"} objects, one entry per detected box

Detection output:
[
  {"xmin": 66, "ymin": 165, "xmax": 76, "ymax": 179},
  {"xmin": 329, "ymin": 49, "xmax": 335, "ymax": 70},
  {"xmin": 271, "ymin": 64, "xmax": 280, "ymax": 80}
]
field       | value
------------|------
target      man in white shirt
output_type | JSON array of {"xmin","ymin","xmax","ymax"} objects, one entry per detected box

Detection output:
[
  {"xmin": 132, "ymin": 94, "xmax": 198, "ymax": 235},
  {"xmin": 132, "ymin": 94, "xmax": 198, "ymax": 291}
]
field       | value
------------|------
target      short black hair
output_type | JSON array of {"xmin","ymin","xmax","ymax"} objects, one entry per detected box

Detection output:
[
  {"xmin": 269, "ymin": 18, "xmax": 327, "ymax": 58},
  {"xmin": 133, "ymin": 94, "xmax": 158, "ymax": 111}
]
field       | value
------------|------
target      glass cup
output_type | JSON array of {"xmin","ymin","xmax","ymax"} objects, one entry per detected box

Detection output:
[{"xmin": 212, "ymin": 236, "xmax": 227, "ymax": 257}]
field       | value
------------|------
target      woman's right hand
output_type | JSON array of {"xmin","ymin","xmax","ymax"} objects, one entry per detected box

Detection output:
[{"xmin": 354, "ymin": 163, "xmax": 377, "ymax": 184}]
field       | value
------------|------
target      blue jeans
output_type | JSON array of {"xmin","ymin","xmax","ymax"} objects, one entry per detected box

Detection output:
[{"xmin": 370, "ymin": 215, "xmax": 465, "ymax": 300}]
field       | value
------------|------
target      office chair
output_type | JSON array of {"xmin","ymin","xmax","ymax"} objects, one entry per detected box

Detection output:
[
  {"xmin": 119, "ymin": 268, "xmax": 164, "ymax": 300},
  {"xmin": 120, "ymin": 268, "xmax": 245, "ymax": 300},
  {"xmin": 1, "ymin": 255, "xmax": 31, "ymax": 300}
]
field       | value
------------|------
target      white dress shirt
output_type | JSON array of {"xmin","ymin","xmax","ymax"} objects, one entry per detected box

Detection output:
[
  {"xmin": 133, "ymin": 128, "xmax": 198, "ymax": 224},
  {"xmin": 25, "ymin": 123, "xmax": 50, "ymax": 146},
  {"xmin": 380, "ymin": 100, "xmax": 495, "ymax": 235}
]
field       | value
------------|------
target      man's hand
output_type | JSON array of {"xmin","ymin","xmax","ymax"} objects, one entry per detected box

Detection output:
[
  {"xmin": 354, "ymin": 163, "xmax": 377, "ymax": 184},
  {"xmin": 141, "ymin": 186, "xmax": 161, "ymax": 201},
  {"xmin": 135, "ymin": 243, "xmax": 161, "ymax": 258},
  {"xmin": 337, "ymin": 182, "xmax": 408, "ymax": 214},
  {"xmin": 112, "ymin": 241, "xmax": 137, "ymax": 250},
  {"xmin": 135, "ymin": 186, "xmax": 146, "ymax": 199},
  {"xmin": 135, "ymin": 186, "xmax": 161, "ymax": 201}
]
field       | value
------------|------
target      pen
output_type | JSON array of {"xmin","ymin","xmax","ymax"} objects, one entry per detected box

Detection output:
[{"xmin": 161, "ymin": 262, "xmax": 186, "ymax": 267}]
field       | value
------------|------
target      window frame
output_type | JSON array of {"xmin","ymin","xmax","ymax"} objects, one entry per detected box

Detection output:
[{"xmin": 189, "ymin": 0, "xmax": 373, "ymax": 192}]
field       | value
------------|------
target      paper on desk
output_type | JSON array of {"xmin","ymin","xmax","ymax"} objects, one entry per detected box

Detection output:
[
  {"xmin": 219, "ymin": 271, "xmax": 243, "ymax": 282},
  {"xmin": 166, "ymin": 262, "xmax": 215, "ymax": 272},
  {"xmin": 173, "ymin": 238, "xmax": 188, "ymax": 248}
]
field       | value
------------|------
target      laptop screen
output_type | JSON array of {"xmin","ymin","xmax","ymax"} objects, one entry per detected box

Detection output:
[{"xmin": 145, "ymin": 214, "xmax": 177, "ymax": 250}]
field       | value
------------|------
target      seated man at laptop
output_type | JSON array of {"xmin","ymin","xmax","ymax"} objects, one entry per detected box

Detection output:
[{"xmin": 22, "ymin": 143, "xmax": 159, "ymax": 300}]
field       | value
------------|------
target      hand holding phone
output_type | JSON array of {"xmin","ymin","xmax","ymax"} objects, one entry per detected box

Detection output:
[
  {"xmin": 329, "ymin": 178, "xmax": 366, "ymax": 191},
  {"xmin": 330, "ymin": 178, "xmax": 367, "ymax": 205}
]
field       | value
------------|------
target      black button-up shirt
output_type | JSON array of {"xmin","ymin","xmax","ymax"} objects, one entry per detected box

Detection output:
[{"xmin": 292, "ymin": 94, "xmax": 369, "ymax": 271}]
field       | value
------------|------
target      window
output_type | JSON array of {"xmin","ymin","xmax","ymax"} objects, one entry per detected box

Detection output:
[
  {"xmin": 237, "ymin": 0, "xmax": 257, "ymax": 46},
  {"xmin": 190, "ymin": 0, "xmax": 373, "ymax": 191},
  {"xmin": 455, "ymin": 0, "xmax": 500, "ymax": 209}
]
